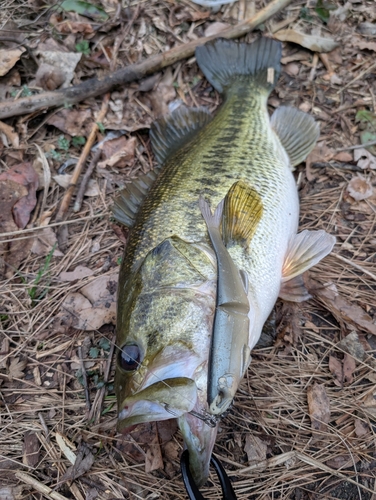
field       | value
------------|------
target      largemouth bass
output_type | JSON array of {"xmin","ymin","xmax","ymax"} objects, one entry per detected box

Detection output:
[{"xmin": 114, "ymin": 37, "xmax": 335, "ymax": 486}]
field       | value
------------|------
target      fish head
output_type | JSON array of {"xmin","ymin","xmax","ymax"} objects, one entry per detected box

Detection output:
[{"xmin": 116, "ymin": 236, "xmax": 218, "ymax": 484}]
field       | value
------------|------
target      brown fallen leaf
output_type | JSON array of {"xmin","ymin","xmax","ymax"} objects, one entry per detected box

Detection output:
[
  {"xmin": 307, "ymin": 383, "xmax": 330, "ymax": 442},
  {"xmin": 53, "ymin": 174, "xmax": 99, "ymax": 197},
  {"xmin": 59, "ymin": 274, "xmax": 117, "ymax": 330},
  {"xmin": 343, "ymin": 353, "xmax": 356, "ymax": 384},
  {"xmin": 60, "ymin": 443, "xmax": 95, "ymax": 482},
  {"xmin": 147, "ymin": 68, "xmax": 176, "ymax": 118},
  {"xmin": 354, "ymin": 418, "xmax": 369, "ymax": 438},
  {"xmin": 31, "ymin": 227, "xmax": 63, "ymax": 258},
  {"xmin": 274, "ymin": 29, "xmax": 338, "ymax": 53},
  {"xmin": 145, "ymin": 432, "xmax": 163, "ymax": 473},
  {"xmin": 329, "ymin": 355, "xmax": 343, "ymax": 386},
  {"xmin": 98, "ymin": 136, "xmax": 136, "ymax": 169},
  {"xmin": 47, "ymin": 108, "xmax": 92, "ymax": 136},
  {"xmin": 244, "ymin": 435, "xmax": 268, "ymax": 464},
  {"xmin": 8, "ymin": 357, "xmax": 27, "ymax": 380},
  {"xmin": 354, "ymin": 148, "xmax": 376, "ymax": 169},
  {"xmin": 0, "ymin": 162, "xmax": 39, "ymax": 229},
  {"xmin": 23, "ymin": 431, "xmax": 40, "ymax": 467},
  {"xmin": 59, "ymin": 265, "xmax": 95, "ymax": 282},
  {"xmin": 0, "ymin": 48, "xmax": 25, "ymax": 76},
  {"xmin": 34, "ymin": 63, "xmax": 66, "ymax": 91},
  {"xmin": 35, "ymin": 50, "xmax": 81, "ymax": 88},
  {"xmin": 204, "ymin": 22, "xmax": 231, "ymax": 37},
  {"xmin": 0, "ymin": 120, "xmax": 19, "ymax": 148},
  {"xmin": 309, "ymin": 279, "xmax": 376, "ymax": 336},
  {"xmin": 326, "ymin": 454, "xmax": 360, "ymax": 469}
]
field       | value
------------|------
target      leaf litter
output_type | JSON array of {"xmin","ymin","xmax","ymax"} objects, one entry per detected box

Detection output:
[{"xmin": 1, "ymin": 0, "xmax": 376, "ymax": 499}]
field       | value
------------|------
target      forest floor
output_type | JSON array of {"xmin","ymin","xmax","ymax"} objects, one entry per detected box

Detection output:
[{"xmin": 1, "ymin": 0, "xmax": 376, "ymax": 499}]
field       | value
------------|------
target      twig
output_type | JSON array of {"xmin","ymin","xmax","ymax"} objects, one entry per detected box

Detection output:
[
  {"xmin": 0, "ymin": 0, "xmax": 293, "ymax": 120},
  {"xmin": 55, "ymin": 94, "xmax": 110, "ymax": 222},
  {"xmin": 78, "ymin": 345, "xmax": 91, "ymax": 415},
  {"xmin": 336, "ymin": 139, "xmax": 376, "ymax": 152},
  {"xmin": 15, "ymin": 472, "xmax": 70, "ymax": 500},
  {"xmin": 88, "ymin": 339, "xmax": 115, "ymax": 424},
  {"xmin": 333, "ymin": 253, "xmax": 376, "ymax": 281},
  {"xmin": 73, "ymin": 142, "xmax": 102, "ymax": 213}
]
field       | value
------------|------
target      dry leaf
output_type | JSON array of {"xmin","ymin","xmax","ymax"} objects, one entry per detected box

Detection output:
[
  {"xmin": 244, "ymin": 435, "xmax": 268, "ymax": 464},
  {"xmin": 354, "ymin": 419, "xmax": 369, "ymax": 437},
  {"xmin": 310, "ymin": 279, "xmax": 376, "ymax": 336},
  {"xmin": 326, "ymin": 454, "xmax": 359, "ymax": 469},
  {"xmin": 0, "ymin": 162, "xmax": 39, "ymax": 229},
  {"xmin": 31, "ymin": 227, "xmax": 63, "ymax": 257},
  {"xmin": 347, "ymin": 176, "xmax": 374, "ymax": 201},
  {"xmin": 59, "ymin": 274, "xmax": 117, "ymax": 330},
  {"xmin": 145, "ymin": 433, "xmax": 163, "ymax": 473},
  {"xmin": 60, "ymin": 443, "xmax": 94, "ymax": 481},
  {"xmin": 148, "ymin": 68, "xmax": 176, "ymax": 118},
  {"xmin": 354, "ymin": 39, "xmax": 376, "ymax": 53},
  {"xmin": 34, "ymin": 63, "xmax": 66, "ymax": 90},
  {"xmin": 0, "ymin": 120, "xmax": 19, "ymax": 148},
  {"xmin": 8, "ymin": 357, "xmax": 27, "ymax": 380},
  {"xmin": 0, "ymin": 48, "xmax": 25, "ymax": 76},
  {"xmin": 47, "ymin": 108, "xmax": 92, "ymax": 136},
  {"xmin": 98, "ymin": 136, "xmax": 136, "ymax": 169},
  {"xmin": 329, "ymin": 355, "xmax": 343, "ymax": 386},
  {"xmin": 343, "ymin": 353, "xmax": 356, "ymax": 384},
  {"xmin": 56, "ymin": 432, "xmax": 77, "ymax": 464},
  {"xmin": 274, "ymin": 30, "xmax": 339, "ymax": 53},
  {"xmin": 307, "ymin": 383, "xmax": 330, "ymax": 440},
  {"xmin": 354, "ymin": 148, "xmax": 376, "ymax": 169},
  {"xmin": 333, "ymin": 151, "xmax": 352, "ymax": 162},
  {"xmin": 53, "ymin": 174, "xmax": 99, "ymax": 197},
  {"xmin": 36, "ymin": 50, "xmax": 81, "ymax": 88},
  {"xmin": 22, "ymin": 431, "xmax": 40, "ymax": 467},
  {"xmin": 59, "ymin": 265, "xmax": 95, "ymax": 281},
  {"xmin": 338, "ymin": 331, "xmax": 365, "ymax": 361},
  {"xmin": 204, "ymin": 22, "xmax": 230, "ymax": 37}
]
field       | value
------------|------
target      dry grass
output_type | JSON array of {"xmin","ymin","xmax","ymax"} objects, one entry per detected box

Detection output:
[{"xmin": 1, "ymin": 0, "xmax": 376, "ymax": 499}]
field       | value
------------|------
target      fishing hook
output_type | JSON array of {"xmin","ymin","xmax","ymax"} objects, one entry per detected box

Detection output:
[{"xmin": 180, "ymin": 449, "xmax": 237, "ymax": 500}]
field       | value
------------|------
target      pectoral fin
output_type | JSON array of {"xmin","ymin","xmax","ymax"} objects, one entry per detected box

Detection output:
[
  {"xmin": 222, "ymin": 180, "xmax": 263, "ymax": 246},
  {"xmin": 271, "ymin": 106, "xmax": 320, "ymax": 168},
  {"xmin": 280, "ymin": 229, "xmax": 336, "ymax": 302}
]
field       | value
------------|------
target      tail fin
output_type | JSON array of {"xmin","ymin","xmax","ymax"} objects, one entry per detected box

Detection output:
[{"xmin": 195, "ymin": 37, "xmax": 281, "ymax": 94}]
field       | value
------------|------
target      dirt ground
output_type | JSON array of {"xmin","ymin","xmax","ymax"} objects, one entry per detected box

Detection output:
[{"xmin": 1, "ymin": 0, "xmax": 376, "ymax": 499}]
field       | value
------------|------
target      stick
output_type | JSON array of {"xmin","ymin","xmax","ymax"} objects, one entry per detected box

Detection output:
[
  {"xmin": 73, "ymin": 147, "xmax": 102, "ymax": 213},
  {"xmin": 0, "ymin": 0, "xmax": 293, "ymax": 120},
  {"xmin": 15, "ymin": 472, "xmax": 70, "ymax": 500},
  {"xmin": 55, "ymin": 93, "xmax": 110, "ymax": 222}
]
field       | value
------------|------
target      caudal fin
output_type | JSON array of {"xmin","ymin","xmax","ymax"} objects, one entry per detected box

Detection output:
[{"xmin": 195, "ymin": 37, "xmax": 281, "ymax": 94}]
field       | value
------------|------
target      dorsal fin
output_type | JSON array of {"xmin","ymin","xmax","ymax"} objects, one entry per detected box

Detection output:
[
  {"xmin": 271, "ymin": 106, "xmax": 320, "ymax": 168},
  {"xmin": 111, "ymin": 168, "xmax": 160, "ymax": 227},
  {"xmin": 222, "ymin": 180, "xmax": 263, "ymax": 246},
  {"xmin": 150, "ymin": 105, "xmax": 212, "ymax": 165}
]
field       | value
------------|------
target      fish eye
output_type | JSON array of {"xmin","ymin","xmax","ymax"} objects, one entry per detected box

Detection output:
[{"xmin": 118, "ymin": 343, "xmax": 142, "ymax": 372}]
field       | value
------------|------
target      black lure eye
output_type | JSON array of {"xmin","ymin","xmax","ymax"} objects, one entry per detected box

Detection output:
[{"xmin": 118, "ymin": 344, "xmax": 142, "ymax": 371}]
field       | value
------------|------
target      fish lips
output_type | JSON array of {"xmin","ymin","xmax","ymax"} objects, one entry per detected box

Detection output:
[{"xmin": 117, "ymin": 377, "xmax": 198, "ymax": 432}]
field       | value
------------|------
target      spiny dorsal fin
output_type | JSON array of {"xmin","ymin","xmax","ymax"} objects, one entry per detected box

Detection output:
[
  {"xmin": 111, "ymin": 168, "xmax": 160, "ymax": 227},
  {"xmin": 150, "ymin": 105, "xmax": 212, "ymax": 165},
  {"xmin": 271, "ymin": 106, "xmax": 320, "ymax": 168},
  {"xmin": 195, "ymin": 37, "xmax": 281, "ymax": 95},
  {"xmin": 222, "ymin": 180, "xmax": 263, "ymax": 246}
]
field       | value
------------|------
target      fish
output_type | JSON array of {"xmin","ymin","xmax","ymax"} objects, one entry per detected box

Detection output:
[{"xmin": 113, "ymin": 36, "xmax": 336, "ymax": 487}]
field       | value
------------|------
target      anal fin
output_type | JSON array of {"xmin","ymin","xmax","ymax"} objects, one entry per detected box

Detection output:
[
  {"xmin": 271, "ymin": 106, "xmax": 320, "ymax": 168},
  {"xmin": 222, "ymin": 180, "xmax": 263, "ymax": 246}
]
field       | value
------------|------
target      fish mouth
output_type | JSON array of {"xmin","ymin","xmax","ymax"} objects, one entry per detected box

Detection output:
[{"xmin": 117, "ymin": 377, "xmax": 198, "ymax": 432}]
